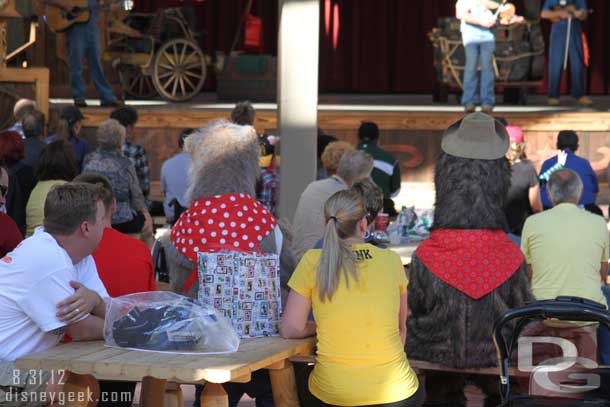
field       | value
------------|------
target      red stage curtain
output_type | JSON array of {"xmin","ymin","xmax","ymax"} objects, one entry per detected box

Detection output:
[{"xmin": 135, "ymin": 0, "xmax": 610, "ymax": 95}]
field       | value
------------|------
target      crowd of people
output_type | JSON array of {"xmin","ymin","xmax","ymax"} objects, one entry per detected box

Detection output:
[{"xmin": 0, "ymin": 95, "xmax": 609, "ymax": 407}]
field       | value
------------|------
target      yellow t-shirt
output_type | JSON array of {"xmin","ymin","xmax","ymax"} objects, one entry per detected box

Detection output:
[
  {"xmin": 288, "ymin": 243, "xmax": 419, "ymax": 406},
  {"xmin": 25, "ymin": 180, "xmax": 66, "ymax": 237},
  {"xmin": 521, "ymin": 203, "xmax": 608, "ymax": 307}
]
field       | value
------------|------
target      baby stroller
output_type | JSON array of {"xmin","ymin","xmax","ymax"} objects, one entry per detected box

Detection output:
[{"xmin": 493, "ymin": 296, "xmax": 610, "ymax": 406}]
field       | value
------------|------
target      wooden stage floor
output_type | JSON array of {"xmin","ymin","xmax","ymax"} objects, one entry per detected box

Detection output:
[{"xmin": 50, "ymin": 93, "xmax": 610, "ymax": 209}]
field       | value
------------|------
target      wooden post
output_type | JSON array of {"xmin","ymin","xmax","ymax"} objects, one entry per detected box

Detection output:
[
  {"xmin": 164, "ymin": 382, "xmax": 183, "ymax": 407},
  {"xmin": 277, "ymin": 0, "xmax": 320, "ymax": 221},
  {"xmin": 61, "ymin": 371, "xmax": 100, "ymax": 407},
  {"xmin": 269, "ymin": 362, "xmax": 300, "ymax": 407},
  {"xmin": 140, "ymin": 376, "xmax": 167, "ymax": 407},
  {"xmin": 200, "ymin": 383, "xmax": 229, "ymax": 407}
]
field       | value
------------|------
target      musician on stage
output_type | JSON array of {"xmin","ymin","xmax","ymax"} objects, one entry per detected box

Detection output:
[
  {"xmin": 541, "ymin": 0, "xmax": 592, "ymax": 107},
  {"xmin": 455, "ymin": 1, "xmax": 521, "ymax": 114},
  {"xmin": 45, "ymin": 0, "xmax": 119, "ymax": 108}
]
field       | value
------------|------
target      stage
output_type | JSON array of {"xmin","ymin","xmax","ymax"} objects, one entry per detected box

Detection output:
[{"xmin": 50, "ymin": 93, "xmax": 610, "ymax": 210}]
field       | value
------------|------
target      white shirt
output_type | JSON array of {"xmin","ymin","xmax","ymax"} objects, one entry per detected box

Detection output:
[
  {"xmin": 160, "ymin": 152, "xmax": 192, "ymax": 221},
  {"xmin": 0, "ymin": 228, "xmax": 108, "ymax": 361},
  {"xmin": 457, "ymin": 0, "xmax": 496, "ymax": 45}
]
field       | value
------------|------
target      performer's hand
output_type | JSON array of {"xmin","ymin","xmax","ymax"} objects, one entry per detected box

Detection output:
[
  {"xmin": 556, "ymin": 9, "xmax": 570, "ymax": 20},
  {"xmin": 557, "ymin": 150, "xmax": 568, "ymax": 166}
]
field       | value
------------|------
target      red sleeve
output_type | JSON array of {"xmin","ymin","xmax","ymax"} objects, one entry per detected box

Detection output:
[{"xmin": 0, "ymin": 215, "xmax": 23, "ymax": 257}]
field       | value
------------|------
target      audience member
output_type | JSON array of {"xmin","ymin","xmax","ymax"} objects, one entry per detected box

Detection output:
[
  {"xmin": 75, "ymin": 173, "xmax": 156, "ymax": 296},
  {"xmin": 504, "ymin": 125, "xmax": 541, "ymax": 236},
  {"xmin": 111, "ymin": 107, "xmax": 151, "ymax": 206},
  {"xmin": 83, "ymin": 119, "xmax": 153, "ymax": 241},
  {"xmin": 22, "ymin": 110, "xmax": 47, "ymax": 172},
  {"xmin": 75, "ymin": 173, "xmax": 156, "ymax": 406},
  {"xmin": 314, "ymin": 178, "xmax": 385, "ymax": 249},
  {"xmin": 0, "ymin": 166, "xmax": 22, "ymax": 257},
  {"xmin": 0, "ymin": 183, "xmax": 109, "ymax": 404},
  {"xmin": 282, "ymin": 189, "xmax": 424, "ymax": 407},
  {"xmin": 49, "ymin": 105, "xmax": 90, "ymax": 170},
  {"xmin": 256, "ymin": 133, "xmax": 278, "ymax": 215},
  {"xmin": 230, "ymin": 100, "xmax": 255, "ymax": 126},
  {"xmin": 316, "ymin": 130, "xmax": 337, "ymax": 180},
  {"xmin": 522, "ymin": 169, "xmax": 607, "ymax": 302},
  {"xmin": 5, "ymin": 99, "xmax": 37, "ymax": 138},
  {"xmin": 407, "ymin": 113, "xmax": 532, "ymax": 406},
  {"xmin": 0, "ymin": 130, "xmax": 35, "ymax": 234},
  {"xmin": 26, "ymin": 140, "xmax": 79, "ymax": 237},
  {"xmin": 292, "ymin": 147, "xmax": 373, "ymax": 261},
  {"xmin": 540, "ymin": 130, "xmax": 598, "ymax": 209},
  {"xmin": 160, "ymin": 128, "xmax": 194, "ymax": 224},
  {"xmin": 357, "ymin": 121, "xmax": 402, "ymax": 217},
  {"xmin": 521, "ymin": 168, "xmax": 608, "ymax": 364}
]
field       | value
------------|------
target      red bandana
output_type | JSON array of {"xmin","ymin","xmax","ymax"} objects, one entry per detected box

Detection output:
[
  {"xmin": 170, "ymin": 193, "xmax": 277, "ymax": 292},
  {"xmin": 415, "ymin": 229, "xmax": 524, "ymax": 300}
]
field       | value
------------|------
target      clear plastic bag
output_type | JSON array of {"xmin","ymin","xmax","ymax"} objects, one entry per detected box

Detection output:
[{"xmin": 104, "ymin": 291, "xmax": 240, "ymax": 354}]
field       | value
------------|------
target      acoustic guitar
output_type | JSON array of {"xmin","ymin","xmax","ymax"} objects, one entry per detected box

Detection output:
[{"xmin": 45, "ymin": 0, "xmax": 121, "ymax": 33}]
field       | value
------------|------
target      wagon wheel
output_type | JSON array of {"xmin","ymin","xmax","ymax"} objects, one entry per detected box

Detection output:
[
  {"xmin": 119, "ymin": 65, "xmax": 157, "ymax": 99},
  {"xmin": 152, "ymin": 39, "xmax": 206, "ymax": 102}
]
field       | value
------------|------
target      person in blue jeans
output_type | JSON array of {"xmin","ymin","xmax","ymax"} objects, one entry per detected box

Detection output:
[
  {"xmin": 456, "ymin": 1, "xmax": 523, "ymax": 114},
  {"xmin": 456, "ymin": 0, "xmax": 498, "ymax": 114},
  {"xmin": 541, "ymin": 0, "xmax": 592, "ymax": 107},
  {"xmin": 45, "ymin": 0, "xmax": 119, "ymax": 108}
]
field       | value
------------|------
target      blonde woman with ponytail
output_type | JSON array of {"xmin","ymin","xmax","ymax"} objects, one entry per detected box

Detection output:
[{"xmin": 281, "ymin": 190, "xmax": 423, "ymax": 407}]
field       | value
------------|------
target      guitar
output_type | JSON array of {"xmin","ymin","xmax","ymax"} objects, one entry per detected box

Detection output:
[{"xmin": 45, "ymin": 0, "xmax": 123, "ymax": 33}]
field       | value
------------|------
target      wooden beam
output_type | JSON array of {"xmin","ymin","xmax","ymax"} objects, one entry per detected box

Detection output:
[
  {"xmin": 276, "ymin": 0, "xmax": 320, "ymax": 220},
  {"xmin": 0, "ymin": 67, "xmax": 49, "ymax": 119},
  {"xmin": 75, "ymin": 107, "xmax": 610, "ymax": 133},
  {"xmin": 200, "ymin": 383, "xmax": 228, "ymax": 407},
  {"xmin": 269, "ymin": 361, "xmax": 300, "ymax": 407}
]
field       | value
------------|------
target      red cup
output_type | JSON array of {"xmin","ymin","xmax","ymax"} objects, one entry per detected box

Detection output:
[{"xmin": 374, "ymin": 213, "xmax": 389, "ymax": 232}]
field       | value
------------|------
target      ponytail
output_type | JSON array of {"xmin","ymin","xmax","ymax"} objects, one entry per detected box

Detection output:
[
  {"xmin": 316, "ymin": 189, "xmax": 366, "ymax": 302},
  {"xmin": 56, "ymin": 119, "xmax": 71, "ymax": 141}
]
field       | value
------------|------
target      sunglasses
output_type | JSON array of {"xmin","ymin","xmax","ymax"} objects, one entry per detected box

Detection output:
[{"xmin": 0, "ymin": 184, "xmax": 7, "ymax": 198}]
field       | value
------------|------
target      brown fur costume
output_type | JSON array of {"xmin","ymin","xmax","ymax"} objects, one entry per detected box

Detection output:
[
  {"xmin": 405, "ymin": 120, "xmax": 533, "ymax": 406},
  {"xmin": 161, "ymin": 120, "xmax": 296, "ymax": 302}
]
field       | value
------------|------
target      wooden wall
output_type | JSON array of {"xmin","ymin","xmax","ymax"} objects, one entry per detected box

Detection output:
[{"xmin": 69, "ymin": 107, "xmax": 610, "ymax": 204}]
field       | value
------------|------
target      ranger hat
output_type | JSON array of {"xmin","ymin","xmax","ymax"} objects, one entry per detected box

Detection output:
[{"xmin": 441, "ymin": 112, "xmax": 509, "ymax": 160}]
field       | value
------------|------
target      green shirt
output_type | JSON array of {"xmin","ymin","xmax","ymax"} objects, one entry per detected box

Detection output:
[
  {"xmin": 521, "ymin": 203, "xmax": 608, "ymax": 307},
  {"xmin": 357, "ymin": 142, "xmax": 401, "ymax": 199}
]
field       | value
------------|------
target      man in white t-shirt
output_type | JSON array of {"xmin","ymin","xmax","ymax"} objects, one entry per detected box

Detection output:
[
  {"xmin": 456, "ymin": 0, "xmax": 523, "ymax": 113},
  {"xmin": 0, "ymin": 182, "xmax": 109, "ymax": 405}
]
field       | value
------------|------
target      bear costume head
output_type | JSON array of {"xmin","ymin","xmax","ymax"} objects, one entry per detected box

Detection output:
[{"xmin": 161, "ymin": 120, "xmax": 296, "ymax": 300}]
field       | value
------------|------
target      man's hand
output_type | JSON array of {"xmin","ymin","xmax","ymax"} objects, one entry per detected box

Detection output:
[
  {"xmin": 56, "ymin": 281, "xmax": 101, "ymax": 324},
  {"xmin": 556, "ymin": 9, "xmax": 570, "ymax": 20}
]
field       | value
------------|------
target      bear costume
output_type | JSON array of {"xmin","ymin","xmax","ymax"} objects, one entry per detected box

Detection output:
[{"xmin": 405, "ymin": 113, "xmax": 533, "ymax": 406}]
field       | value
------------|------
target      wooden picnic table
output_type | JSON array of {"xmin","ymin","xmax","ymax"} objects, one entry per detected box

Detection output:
[{"xmin": 16, "ymin": 336, "xmax": 315, "ymax": 407}]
